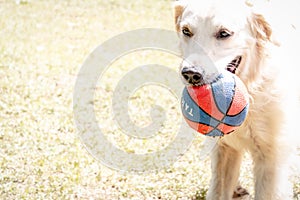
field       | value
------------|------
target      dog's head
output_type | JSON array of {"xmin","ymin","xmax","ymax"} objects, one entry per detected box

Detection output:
[{"xmin": 174, "ymin": 0, "xmax": 273, "ymax": 86}]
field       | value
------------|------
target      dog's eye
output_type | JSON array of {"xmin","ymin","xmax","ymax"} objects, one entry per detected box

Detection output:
[
  {"xmin": 182, "ymin": 27, "xmax": 193, "ymax": 37},
  {"xmin": 216, "ymin": 29, "xmax": 233, "ymax": 40}
]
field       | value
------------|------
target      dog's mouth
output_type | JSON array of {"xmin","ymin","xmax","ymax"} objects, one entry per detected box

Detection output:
[
  {"xmin": 181, "ymin": 55, "xmax": 243, "ymax": 86},
  {"xmin": 226, "ymin": 56, "xmax": 242, "ymax": 74}
]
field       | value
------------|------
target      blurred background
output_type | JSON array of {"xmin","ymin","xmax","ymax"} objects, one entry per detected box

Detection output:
[{"xmin": 0, "ymin": 0, "xmax": 299, "ymax": 199}]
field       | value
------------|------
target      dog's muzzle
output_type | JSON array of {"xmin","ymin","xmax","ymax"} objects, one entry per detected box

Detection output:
[{"xmin": 181, "ymin": 56, "xmax": 243, "ymax": 86}]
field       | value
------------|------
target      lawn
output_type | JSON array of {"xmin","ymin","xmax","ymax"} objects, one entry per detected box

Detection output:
[{"xmin": 0, "ymin": 0, "xmax": 299, "ymax": 199}]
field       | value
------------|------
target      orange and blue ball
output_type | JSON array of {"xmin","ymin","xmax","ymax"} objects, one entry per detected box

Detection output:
[{"xmin": 181, "ymin": 71, "xmax": 249, "ymax": 137}]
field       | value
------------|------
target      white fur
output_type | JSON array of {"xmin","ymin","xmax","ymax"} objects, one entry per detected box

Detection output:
[{"xmin": 175, "ymin": 0, "xmax": 300, "ymax": 199}]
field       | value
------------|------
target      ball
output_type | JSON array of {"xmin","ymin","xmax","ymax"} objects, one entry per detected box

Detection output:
[{"xmin": 181, "ymin": 71, "xmax": 249, "ymax": 137}]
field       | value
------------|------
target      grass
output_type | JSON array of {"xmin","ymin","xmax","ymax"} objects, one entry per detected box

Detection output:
[{"xmin": 0, "ymin": 0, "xmax": 299, "ymax": 199}]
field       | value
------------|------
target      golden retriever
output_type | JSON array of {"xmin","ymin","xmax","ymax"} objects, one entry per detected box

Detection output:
[{"xmin": 174, "ymin": 0, "xmax": 299, "ymax": 199}]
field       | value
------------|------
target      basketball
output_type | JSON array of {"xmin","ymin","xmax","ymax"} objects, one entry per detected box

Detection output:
[{"xmin": 181, "ymin": 71, "xmax": 249, "ymax": 137}]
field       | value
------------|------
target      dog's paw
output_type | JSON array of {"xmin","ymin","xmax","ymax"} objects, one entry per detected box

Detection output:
[{"xmin": 232, "ymin": 186, "xmax": 250, "ymax": 199}]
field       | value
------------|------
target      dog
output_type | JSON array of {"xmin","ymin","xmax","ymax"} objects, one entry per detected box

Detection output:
[{"xmin": 174, "ymin": 0, "xmax": 299, "ymax": 199}]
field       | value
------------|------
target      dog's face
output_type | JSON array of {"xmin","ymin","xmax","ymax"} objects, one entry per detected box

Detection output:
[{"xmin": 175, "ymin": 0, "xmax": 272, "ymax": 86}]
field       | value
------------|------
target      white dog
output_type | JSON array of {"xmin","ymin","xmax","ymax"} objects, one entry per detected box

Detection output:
[{"xmin": 174, "ymin": 0, "xmax": 299, "ymax": 199}]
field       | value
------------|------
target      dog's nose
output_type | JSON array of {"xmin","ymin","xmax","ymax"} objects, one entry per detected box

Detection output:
[{"xmin": 181, "ymin": 67, "xmax": 204, "ymax": 85}]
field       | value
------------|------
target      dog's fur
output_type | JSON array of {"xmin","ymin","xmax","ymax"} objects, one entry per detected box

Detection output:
[{"xmin": 175, "ymin": 0, "xmax": 299, "ymax": 199}]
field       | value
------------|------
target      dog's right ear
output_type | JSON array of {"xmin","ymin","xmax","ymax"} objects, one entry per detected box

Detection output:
[
  {"xmin": 174, "ymin": 0, "xmax": 186, "ymax": 32},
  {"xmin": 249, "ymin": 13, "xmax": 272, "ymax": 42}
]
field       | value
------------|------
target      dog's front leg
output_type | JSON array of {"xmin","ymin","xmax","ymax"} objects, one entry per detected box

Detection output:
[
  {"xmin": 206, "ymin": 142, "xmax": 243, "ymax": 200},
  {"xmin": 252, "ymin": 147, "xmax": 293, "ymax": 200}
]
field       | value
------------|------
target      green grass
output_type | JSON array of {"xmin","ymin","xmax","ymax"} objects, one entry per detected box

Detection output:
[{"xmin": 0, "ymin": 0, "xmax": 299, "ymax": 199}]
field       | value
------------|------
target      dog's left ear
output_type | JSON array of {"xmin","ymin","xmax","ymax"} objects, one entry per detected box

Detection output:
[
  {"xmin": 174, "ymin": 0, "xmax": 186, "ymax": 32},
  {"xmin": 249, "ymin": 13, "xmax": 272, "ymax": 42}
]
